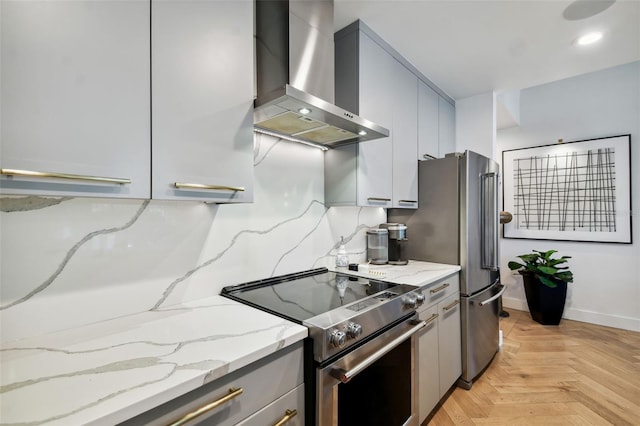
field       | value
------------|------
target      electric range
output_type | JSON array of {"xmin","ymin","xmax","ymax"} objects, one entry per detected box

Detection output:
[{"xmin": 221, "ymin": 267, "xmax": 424, "ymax": 363}]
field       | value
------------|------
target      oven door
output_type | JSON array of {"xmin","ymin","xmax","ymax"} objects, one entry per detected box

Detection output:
[{"xmin": 316, "ymin": 314, "xmax": 425, "ymax": 426}]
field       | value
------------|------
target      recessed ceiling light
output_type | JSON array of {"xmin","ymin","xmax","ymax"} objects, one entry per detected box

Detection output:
[
  {"xmin": 298, "ymin": 107, "xmax": 311, "ymax": 115},
  {"xmin": 576, "ymin": 31, "xmax": 603, "ymax": 46},
  {"xmin": 358, "ymin": 130, "xmax": 367, "ymax": 136}
]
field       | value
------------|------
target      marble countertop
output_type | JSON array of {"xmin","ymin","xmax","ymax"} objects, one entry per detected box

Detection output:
[
  {"xmin": 330, "ymin": 260, "xmax": 460, "ymax": 287},
  {"xmin": 0, "ymin": 260, "xmax": 457, "ymax": 425},
  {"xmin": 0, "ymin": 295, "xmax": 307, "ymax": 425}
]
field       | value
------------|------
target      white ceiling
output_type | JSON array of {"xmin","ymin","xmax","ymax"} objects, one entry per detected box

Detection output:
[{"xmin": 334, "ymin": 0, "xmax": 640, "ymax": 101}]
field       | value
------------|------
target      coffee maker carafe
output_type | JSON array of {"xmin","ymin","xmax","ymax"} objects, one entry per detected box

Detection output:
[
  {"xmin": 366, "ymin": 228, "xmax": 388, "ymax": 265},
  {"xmin": 380, "ymin": 223, "xmax": 408, "ymax": 265}
]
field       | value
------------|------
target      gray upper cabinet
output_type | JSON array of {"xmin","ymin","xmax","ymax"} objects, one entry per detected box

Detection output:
[
  {"xmin": 418, "ymin": 81, "xmax": 439, "ymax": 160},
  {"xmin": 418, "ymin": 81, "xmax": 456, "ymax": 160},
  {"xmin": 438, "ymin": 97, "xmax": 456, "ymax": 157},
  {"xmin": 151, "ymin": 0, "xmax": 254, "ymax": 202},
  {"xmin": 328, "ymin": 26, "xmax": 393, "ymax": 207},
  {"xmin": 391, "ymin": 59, "xmax": 418, "ymax": 208},
  {"xmin": 330, "ymin": 21, "xmax": 451, "ymax": 209},
  {"xmin": 0, "ymin": 0, "xmax": 150, "ymax": 198}
]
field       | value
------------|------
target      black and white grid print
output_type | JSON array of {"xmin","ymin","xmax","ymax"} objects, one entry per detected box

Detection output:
[{"xmin": 512, "ymin": 148, "xmax": 616, "ymax": 232}]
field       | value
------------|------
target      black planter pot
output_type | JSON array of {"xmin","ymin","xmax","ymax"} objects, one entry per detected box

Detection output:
[{"xmin": 521, "ymin": 273, "xmax": 567, "ymax": 325}]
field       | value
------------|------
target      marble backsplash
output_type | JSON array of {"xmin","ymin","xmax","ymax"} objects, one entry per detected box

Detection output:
[{"xmin": 0, "ymin": 134, "xmax": 386, "ymax": 343}]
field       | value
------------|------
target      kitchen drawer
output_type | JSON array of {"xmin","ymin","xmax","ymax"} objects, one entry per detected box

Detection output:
[
  {"xmin": 417, "ymin": 273, "xmax": 459, "ymax": 310},
  {"xmin": 236, "ymin": 384, "xmax": 304, "ymax": 426},
  {"xmin": 120, "ymin": 341, "xmax": 303, "ymax": 426}
]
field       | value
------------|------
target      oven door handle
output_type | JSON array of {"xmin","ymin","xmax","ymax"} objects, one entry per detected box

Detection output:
[{"xmin": 331, "ymin": 320, "xmax": 426, "ymax": 384}]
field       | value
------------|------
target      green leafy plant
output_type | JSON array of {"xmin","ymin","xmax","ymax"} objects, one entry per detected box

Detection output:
[{"xmin": 508, "ymin": 250, "xmax": 573, "ymax": 288}]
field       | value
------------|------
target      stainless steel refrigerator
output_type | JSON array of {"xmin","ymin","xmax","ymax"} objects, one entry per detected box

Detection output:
[{"xmin": 388, "ymin": 150, "xmax": 505, "ymax": 389}]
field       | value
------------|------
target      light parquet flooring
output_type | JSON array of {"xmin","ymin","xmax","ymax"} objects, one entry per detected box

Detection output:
[{"xmin": 426, "ymin": 309, "xmax": 640, "ymax": 425}]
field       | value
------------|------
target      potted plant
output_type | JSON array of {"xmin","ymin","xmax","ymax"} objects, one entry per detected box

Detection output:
[{"xmin": 508, "ymin": 250, "xmax": 573, "ymax": 325}]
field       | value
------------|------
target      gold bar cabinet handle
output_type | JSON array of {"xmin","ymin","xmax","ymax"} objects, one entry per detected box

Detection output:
[
  {"xmin": 367, "ymin": 197, "xmax": 391, "ymax": 202},
  {"xmin": 443, "ymin": 299, "xmax": 460, "ymax": 312},
  {"xmin": 168, "ymin": 387, "xmax": 243, "ymax": 426},
  {"xmin": 430, "ymin": 283, "xmax": 450, "ymax": 294},
  {"xmin": 398, "ymin": 199, "xmax": 417, "ymax": 203},
  {"xmin": 423, "ymin": 313, "xmax": 439, "ymax": 326},
  {"xmin": 174, "ymin": 182, "xmax": 245, "ymax": 192},
  {"xmin": 1, "ymin": 168, "xmax": 131, "ymax": 185},
  {"xmin": 273, "ymin": 409, "xmax": 298, "ymax": 426}
]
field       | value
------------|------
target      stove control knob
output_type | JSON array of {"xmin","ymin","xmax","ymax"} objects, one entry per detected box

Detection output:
[
  {"xmin": 416, "ymin": 293, "xmax": 426, "ymax": 304},
  {"xmin": 346, "ymin": 322, "xmax": 363, "ymax": 338},
  {"xmin": 329, "ymin": 329, "xmax": 347, "ymax": 348},
  {"xmin": 403, "ymin": 295, "xmax": 418, "ymax": 309}
]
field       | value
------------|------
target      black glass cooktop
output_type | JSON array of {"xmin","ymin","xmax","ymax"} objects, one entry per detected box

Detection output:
[{"xmin": 221, "ymin": 268, "xmax": 397, "ymax": 323}]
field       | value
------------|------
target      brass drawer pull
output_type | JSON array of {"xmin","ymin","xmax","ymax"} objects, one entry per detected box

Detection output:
[
  {"xmin": 1, "ymin": 168, "xmax": 131, "ymax": 185},
  {"xmin": 273, "ymin": 409, "xmax": 298, "ymax": 426},
  {"xmin": 398, "ymin": 199, "xmax": 417, "ymax": 203},
  {"xmin": 367, "ymin": 197, "xmax": 391, "ymax": 202},
  {"xmin": 423, "ymin": 313, "xmax": 439, "ymax": 326},
  {"xmin": 443, "ymin": 299, "xmax": 460, "ymax": 312},
  {"xmin": 168, "ymin": 387, "xmax": 243, "ymax": 426},
  {"xmin": 430, "ymin": 283, "xmax": 450, "ymax": 294},
  {"xmin": 174, "ymin": 182, "xmax": 245, "ymax": 192}
]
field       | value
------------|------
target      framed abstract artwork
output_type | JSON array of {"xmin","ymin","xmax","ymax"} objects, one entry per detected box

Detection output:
[{"xmin": 502, "ymin": 135, "xmax": 632, "ymax": 243}]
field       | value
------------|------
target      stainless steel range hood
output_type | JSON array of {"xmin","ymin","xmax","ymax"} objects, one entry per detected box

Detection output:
[{"xmin": 254, "ymin": 0, "xmax": 389, "ymax": 148}]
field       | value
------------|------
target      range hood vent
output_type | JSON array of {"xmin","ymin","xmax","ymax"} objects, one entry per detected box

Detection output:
[{"xmin": 254, "ymin": 0, "xmax": 389, "ymax": 148}]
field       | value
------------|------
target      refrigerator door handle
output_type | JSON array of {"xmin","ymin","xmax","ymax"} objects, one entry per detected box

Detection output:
[
  {"xmin": 477, "ymin": 284, "xmax": 506, "ymax": 307},
  {"xmin": 480, "ymin": 171, "xmax": 499, "ymax": 271}
]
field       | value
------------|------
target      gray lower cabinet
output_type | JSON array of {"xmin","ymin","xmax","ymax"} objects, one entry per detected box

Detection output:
[
  {"xmin": 120, "ymin": 341, "xmax": 304, "ymax": 426},
  {"xmin": 236, "ymin": 384, "xmax": 304, "ymax": 426},
  {"xmin": 151, "ymin": 0, "xmax": 254, "ymax": 202},
  {"xmin": 0, "ymin": 0, "xmax": 150, "ymax": 198},
  {"xmin": 416, "ymin": 304, "xmax": 440, "ymax": 422},
  {"xmin": 415, "ymin": 273, "xmax": 462, "ymax": 423},
  {"xmin": 437, "ymin": 292, "xmax": 462, "ymax": 398}
]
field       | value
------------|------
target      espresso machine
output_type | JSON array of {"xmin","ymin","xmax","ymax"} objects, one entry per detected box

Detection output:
[{"xmin": 380, "ymin": 223, "xmax": 408, "ymax": 265}]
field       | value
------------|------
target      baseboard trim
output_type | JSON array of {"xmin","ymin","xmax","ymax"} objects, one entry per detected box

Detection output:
[{"xmin": 502, "ymin": 297, "xmax": 640, "ymax": 332}]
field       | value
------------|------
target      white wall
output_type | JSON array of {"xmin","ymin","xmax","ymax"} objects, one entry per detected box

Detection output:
[
  {"xmin": 498, "ymin": 61, "xmax": 640, "ymax": 332},
  {"xmin": 455, "ymin": 91, "xmax": 496, "ymax": 158},
  {"xmin": 0, "ymin": 134, "xmax": 386, "ymax": 343}
]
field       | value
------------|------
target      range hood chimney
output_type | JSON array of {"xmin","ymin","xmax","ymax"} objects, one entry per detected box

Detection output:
[{"xmin": 254, "ymin": 0, "xmax": 389, "ymax": 148}]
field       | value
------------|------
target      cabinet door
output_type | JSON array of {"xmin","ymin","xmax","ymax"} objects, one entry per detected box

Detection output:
[
  {"xmin": 416, "ymin": 304, "xmax": 440, "ymax": 424},
  {"xmin": 418, "ymin": 81, "xmax": 439, "ymax": 161},
  {"xmin": 235, "ymin": 384, "xmax": 304, "ymax": 426},
  {"xmin": 438, "ymin": 292, "xmax": 462, "ymax": 397},
  {"xmin": 356, "ymin": 32, "xmax": 393, "ymax": 207},
  {"xmin": 391, "ymin": 59, "xmax": 418, "ymax": 209},
  {"xmin": 0, "ymin": 0, "xmax": 150, "ymax": 198},
  {"xmin": 151, "ymin": 0, "xmax": 253, "ymax": 202},
  {"xmin": 438, "ymin": 97, "xmax": 456, "ymax": 157}
]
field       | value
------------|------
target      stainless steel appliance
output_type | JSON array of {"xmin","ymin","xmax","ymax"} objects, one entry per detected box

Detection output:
[
  {"xmin": 366, "ymin": 228, "xmax": 388, "ymax": 264},
  {"xmin": 381, "ymin": 223, "xmax": 409, "ymax": 265},
  {"xmin": 388, "ymin": 150, "xmax": 505, "ymax": 389},
  {"xmin": 222, "ymin": 268, "xmax": 426, "ymax": 425},
  {"xmin": 254, "ymin": 0, "xmax": 389, "ymax": 147}
]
